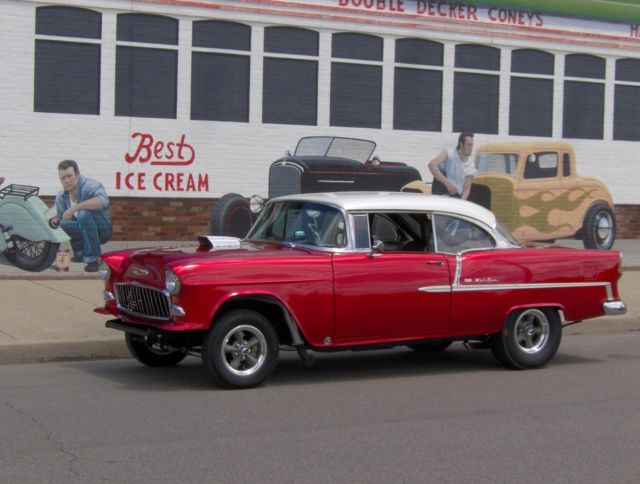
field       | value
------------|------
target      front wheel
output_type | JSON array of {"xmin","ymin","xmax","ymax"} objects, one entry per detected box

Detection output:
[
  {"xmin": 4, "ymin": 237, "xmax": 59, "ymax": 272},
  {"xmin": 125, "ymin": 333, "xmax": 187, "ymax": 367},
  {"xmin": 202, "ymin": 310, "xmax": 279, "ymax": 389},
  {"xmin": 582, "ymin": 202, "xmax": 616, "ymax": 250},
  {"xmin": 491, "ymin": 308, "xmax": 561, "ymax": 369}
]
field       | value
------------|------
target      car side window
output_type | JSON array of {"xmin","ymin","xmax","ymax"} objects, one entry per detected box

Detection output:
[
  {"xmin": 369, "ymin": 212, "xmax": 433, "ymax": 252},
  {"xmin": 524, "ymin": 152, "xmax": 558, "ymax": 179},
  {"xmin": 433, "ymin": 214, "xmax": 494, "ymax": 253}
]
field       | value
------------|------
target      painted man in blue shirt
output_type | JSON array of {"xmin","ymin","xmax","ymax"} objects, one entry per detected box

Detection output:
[{"xmin": 51, "ymin": 160, "xmax": 112, "ymax": 272}]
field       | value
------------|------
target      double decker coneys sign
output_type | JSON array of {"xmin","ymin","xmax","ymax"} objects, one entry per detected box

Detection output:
[{"xmin": 116, "ymin": 132, "xmax": 209, "ymax": 193}]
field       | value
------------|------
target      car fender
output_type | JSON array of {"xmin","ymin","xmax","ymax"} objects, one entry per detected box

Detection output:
[{"xmin": 208, "ymin": 289, "xmax": 316, "ymax": 347}]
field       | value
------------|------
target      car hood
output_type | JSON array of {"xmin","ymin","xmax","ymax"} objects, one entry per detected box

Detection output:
[{"xmin": 106, "ymin": 241, "xmax": 332, "ymax": 287}]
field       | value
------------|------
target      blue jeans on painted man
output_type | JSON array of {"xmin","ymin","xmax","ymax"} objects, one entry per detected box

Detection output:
[{"xmin": 60, "ymin": 210, "xmax": 112, "ymax": 263}]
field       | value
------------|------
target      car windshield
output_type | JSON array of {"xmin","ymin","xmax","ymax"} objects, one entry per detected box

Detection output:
[
  {"xmin": 294, "ymin": 137, "xmax": 376, "ymax": 163},
  {"xmin": 247, "ymin": 201, "xmax": 348, "ymax": 248},
  {"xmin": 476, "ymin": 152, "xmax": 518, "ymax": 176}
]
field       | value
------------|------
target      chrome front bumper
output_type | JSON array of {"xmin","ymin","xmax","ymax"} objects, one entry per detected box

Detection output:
[{"xmin": 603, "ymin": 300, "xmax": 627, "ymax": 315}]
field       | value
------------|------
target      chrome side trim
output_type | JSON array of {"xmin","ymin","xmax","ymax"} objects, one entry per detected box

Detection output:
[
  {"xmin": 418, "ymin": 286, "xmax": 451, "ymax": 293},
  {"xmin": 317, "ymin": 179, "xmax": 355, "ymax": 184},
  {"xmin": 603, "ymin": 300, "xmax": 627, "ymax": 315},
  {"xmin": 452, "ymin": 281, "xmax": 612, "ymax": 292},
  {"xmin": 417, "ymin": 281, "xmax": 614, "ymax": 296}
]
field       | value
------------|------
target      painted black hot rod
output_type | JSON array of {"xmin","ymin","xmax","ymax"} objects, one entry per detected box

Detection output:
[{"xmin": 210, "ymin": 136, "xmax": 421, "ymax": 237}]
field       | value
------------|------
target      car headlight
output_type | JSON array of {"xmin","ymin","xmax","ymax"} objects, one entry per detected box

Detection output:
[
  {"xmin": 98, "ymin": 259, "xmax": 110, "ymax": 280},
  {"xmin": 165, "ymin": 269, "xmax": 181, "ymax": 295}
]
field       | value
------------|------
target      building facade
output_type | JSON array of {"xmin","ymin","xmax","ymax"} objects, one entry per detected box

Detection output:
[{"xmin": 2, "ymin": 0, "xmax": 640, "ymax": 240}]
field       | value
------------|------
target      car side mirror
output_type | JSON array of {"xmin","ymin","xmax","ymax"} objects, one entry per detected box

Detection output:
[
  {"xmin": 371, "ymin": 155, "xmax": 381, "ymax": 166},
  {"xmin": 369, "ymin": 239, "xmax": 384, "ymax": 257}
]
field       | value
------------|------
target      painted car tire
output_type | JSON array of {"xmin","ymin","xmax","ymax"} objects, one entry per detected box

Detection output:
[{"xmin": 210, "ymin": 193, "xmax": 255, "ymax": 238}]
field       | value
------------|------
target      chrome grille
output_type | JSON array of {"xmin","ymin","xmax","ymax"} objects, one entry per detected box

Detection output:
[
  {"xmin": 269, "ymin": 163, "xmax": 301, "ymax": 198},
  {"xmin": 115, "ymin": 283, "xmax": 171, "ymax": 320}
]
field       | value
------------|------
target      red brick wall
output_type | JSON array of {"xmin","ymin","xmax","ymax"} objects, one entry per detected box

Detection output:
[
  {"xmin": 42, "ymin": 196, "xmax": 215, "ymax": 241},
  {"xmin": 41, "ymin": 196, "xmax": 640, "ymax": 241},
  {"xmin": 615, "ymin": 205, "xmax": 640, "ymax": 239}
]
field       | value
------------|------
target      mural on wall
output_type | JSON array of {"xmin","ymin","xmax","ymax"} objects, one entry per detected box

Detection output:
[{"xmin": 1, "ymin": 0, "xmax": 639, "ymax": 275}]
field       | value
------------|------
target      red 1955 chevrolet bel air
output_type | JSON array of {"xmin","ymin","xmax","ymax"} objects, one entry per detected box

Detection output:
[{"xmin": 96, "ymin": 192, "xmax": 626, "ymax": 388}]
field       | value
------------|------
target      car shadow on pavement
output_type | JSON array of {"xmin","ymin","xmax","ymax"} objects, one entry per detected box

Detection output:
[{"xmin": 67, "ymin": 343, "xmax": 602, "ymax": 391}]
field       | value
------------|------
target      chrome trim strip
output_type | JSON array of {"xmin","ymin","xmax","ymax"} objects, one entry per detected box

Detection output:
[
  {"xmin": 317, "ymin": 179, "xmax": 355, "ymax": 184},
  {"xmin": 417, "ymin": 281, "xmax": 614, "ymax": 295},
  {"xmin": 418, "ymin": 285, "xmax": 451, "ymax": 293},
  {"xmin": 452, "ymin": 281, "xmax": 612, "ymax": 292}
]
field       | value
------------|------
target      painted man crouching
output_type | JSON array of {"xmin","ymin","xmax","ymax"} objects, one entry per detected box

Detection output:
[{"xmin": 51, "ymin": 159, "xmax": 112, "ymax": 272}]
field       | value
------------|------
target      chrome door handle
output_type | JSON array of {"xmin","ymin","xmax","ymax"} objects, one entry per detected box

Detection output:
[{"xmin": 427, "ymin": 261, "xmax": 445, "ymax": 266}]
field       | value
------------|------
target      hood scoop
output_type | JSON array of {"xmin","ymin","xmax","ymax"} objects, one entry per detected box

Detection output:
[{"xmin": 197, "ymin": 235, "xmax": 242, "ymax": 251}]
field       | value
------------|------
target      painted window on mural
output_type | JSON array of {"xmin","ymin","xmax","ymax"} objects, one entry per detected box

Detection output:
[
  {"xmin": 453, "ymin": 44, "xmax": 499, "ymax": 134},
  {"xmin": 330, "ymin": 33, "xmax": 382, "ymax": 129},
  {"xmin": 34, "ymin": 6, "xmax": 101, "ymax": 115},
  {"xmin": 510, "ymin": 49, "xmax": 554, "ymax": 137},
  {"xmin": 614, "ymin": 58, "xmax": 640, "ymax": 141},
  {"xmin": 115, "ymin": 13, "xmax": 178, "ymax": 119},
  {"xmin": 393, "ymin": 38, "xmax": 443, "ymax": 132},
  {"xmin": 263, "ymin": 27, "xmax": 318, "ymax": 125},
  {"xmin": 191, "ymin": 20, "xmax": 250, "ymax": 122},
  {"xmin": 563, "ymin": 54, "xmax": 605, "ymax": 140}
]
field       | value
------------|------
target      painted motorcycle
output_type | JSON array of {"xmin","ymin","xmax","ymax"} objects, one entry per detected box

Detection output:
[{"xmin": 0, "ymin": 181, "xmax": 69, "ymax": 272}]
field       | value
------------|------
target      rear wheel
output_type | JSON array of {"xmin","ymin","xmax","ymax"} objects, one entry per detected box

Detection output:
[
  {"xmin": 202, "ymin": 309, "xmax": 279, "ymax": 389},
  {"xmin": 4, "ymin": 237, "xmax": 59, "ymax": 272},
  {"xmin": 491, "ymin": 308, "xmax": 561, "ymax": 369},
  {"xmin": 582, "ymin": 202, "xmax": 615, "ymax": 250},
  {"xmin": 125, "ymin": 333, "xmax": 187, "ymax": 367}
]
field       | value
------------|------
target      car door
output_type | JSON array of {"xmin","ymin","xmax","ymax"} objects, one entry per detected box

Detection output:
[{"xmin": 332, "ymin": 212, "xmax": 451, "ymax": 343}]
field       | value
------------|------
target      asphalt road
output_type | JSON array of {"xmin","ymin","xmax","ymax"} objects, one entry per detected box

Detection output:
[{"xmin": 1, "ymin": 332, "xmax": 639, "ymax": 483}]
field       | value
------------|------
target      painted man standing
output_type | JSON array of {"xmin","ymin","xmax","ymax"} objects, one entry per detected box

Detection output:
[
  {"xmin": 51, "ymin": 160, "xmax": 112, "ymax": 272},
  {"xmin": 428, "ymin": 132, "xmax": 477, "ymax": 200}
]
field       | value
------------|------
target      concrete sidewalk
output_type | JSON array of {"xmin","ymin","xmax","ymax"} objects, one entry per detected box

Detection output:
[{"xmin": 0, "ymin": 239, "xmax": 638, "ymax": 364}]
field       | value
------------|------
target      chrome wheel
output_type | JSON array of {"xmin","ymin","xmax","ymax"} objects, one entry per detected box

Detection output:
[
  {"xmin": 594, "ymin": 210, "xmax": 614, "ymax": 248},
  {"xmin": 491, "ymin": 308, "xmax": 561, "ymax": 369},
  {"xmin": 220, "ymin": 324, "xmax": 268, "ymax": 376},
  {"xmin": 513, "ymin": 309, "xmax": 550, "ymax": 354}
]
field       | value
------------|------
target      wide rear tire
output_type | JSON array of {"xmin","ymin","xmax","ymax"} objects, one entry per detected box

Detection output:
[{"xmin": 491, "ymin": 308, "xmax": 561, "ymax": 369}]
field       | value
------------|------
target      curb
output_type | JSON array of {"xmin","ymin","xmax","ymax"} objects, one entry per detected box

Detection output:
[{"xmin": 0, "ymin": 339, "xmax": 129, "ymax": 365}]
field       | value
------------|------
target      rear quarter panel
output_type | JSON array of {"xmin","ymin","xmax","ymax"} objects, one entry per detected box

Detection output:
[{"xmin": 449, "ymin": 247, "xmax": 621, "ymax": 335}]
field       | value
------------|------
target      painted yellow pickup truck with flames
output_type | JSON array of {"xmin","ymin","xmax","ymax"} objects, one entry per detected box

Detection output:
[{"xmin": 403, "ymin": 141, "xmax": 616, "ymax": 250}]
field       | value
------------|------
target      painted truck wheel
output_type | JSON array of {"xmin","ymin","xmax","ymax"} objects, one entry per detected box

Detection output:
[
  {"xmin": 210, "ymin": 193, "xmax": 254, "ymax": 238},
  {"xmin": 582, "ymin": 202, "xmax": 616, "ymax": 250}
]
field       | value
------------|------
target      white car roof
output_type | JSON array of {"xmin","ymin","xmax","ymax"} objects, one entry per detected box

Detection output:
[{"xmin": 272, "ymin": 192, "xmax": 497, "ymax": 228}]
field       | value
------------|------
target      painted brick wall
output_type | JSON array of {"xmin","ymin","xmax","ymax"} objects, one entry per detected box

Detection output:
[{"xmin": 42, "ymin": 196, "xmax": 640, "ymax": 241}]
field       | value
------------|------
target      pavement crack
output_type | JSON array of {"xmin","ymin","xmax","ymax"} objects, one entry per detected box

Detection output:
[
  {"xmin": 31, "ymin": 280, "xmax": 98, "ymax": 307},
  {"xmin": 3, "ymin": 400, "xmax": 81, "ymax": 478}
]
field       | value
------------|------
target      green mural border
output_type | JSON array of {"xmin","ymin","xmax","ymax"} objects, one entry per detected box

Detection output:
[{"xmin": 472, "ymin": 0, "xmax": 640, "ymax": 24}]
